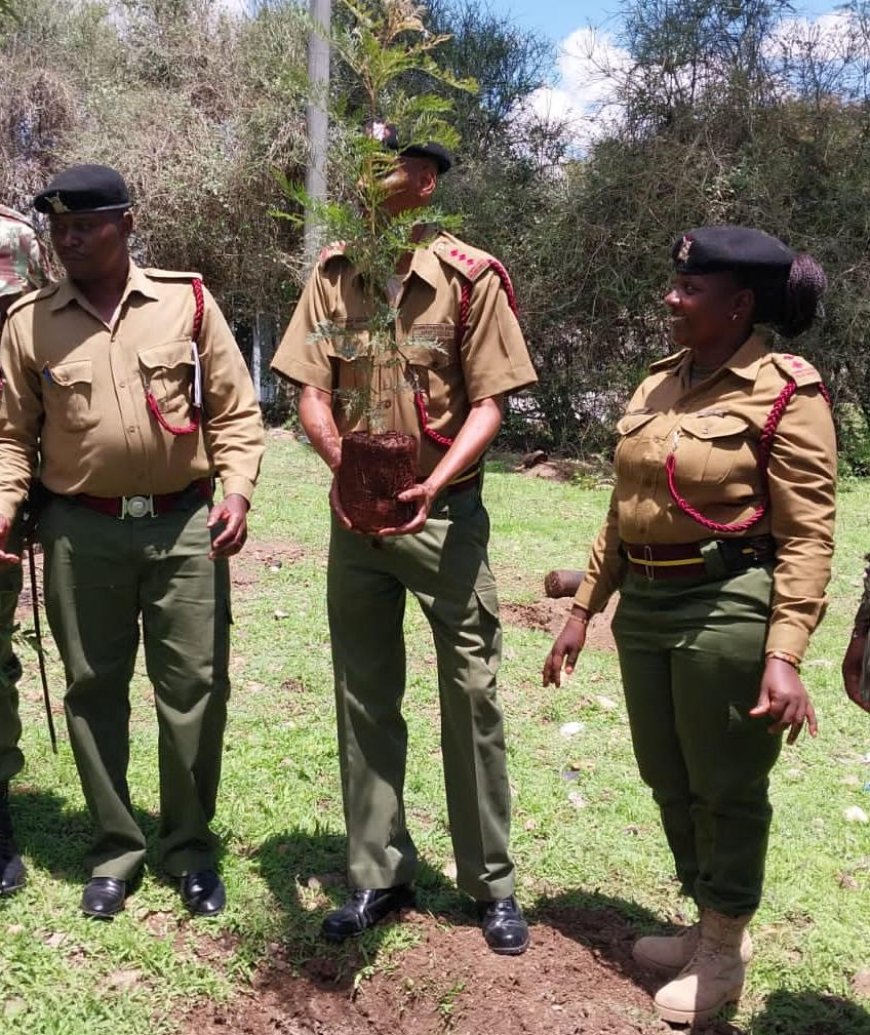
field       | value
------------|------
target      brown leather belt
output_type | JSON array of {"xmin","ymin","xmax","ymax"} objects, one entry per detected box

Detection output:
[
  {"xmin": 624, "ymin": 536, "xmax": 775, "ymax": 581},
  {"xmin": 67, "ymin": 478, "xmax": 213, "ymax": 519}
]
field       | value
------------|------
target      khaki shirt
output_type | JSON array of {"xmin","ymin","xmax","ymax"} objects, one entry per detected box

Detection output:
[
  {"xmin": 271, "ymin": 230, "xmax": 537, "ymax": 479},
  {"xmin": 574, "ymin": 332, "xmax": 837, "ymax": 659},
  {"xmin": 0, "ymin": 263, "xmax": 264, "ymax": 516}
]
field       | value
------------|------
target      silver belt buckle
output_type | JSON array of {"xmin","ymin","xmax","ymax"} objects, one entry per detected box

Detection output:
[{"xmin": 120, "ymin": 495, "xmax": 155, "ymax": 519}]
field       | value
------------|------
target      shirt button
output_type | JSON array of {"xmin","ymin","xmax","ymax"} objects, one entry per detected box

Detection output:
[
  {"xmin": 127, "ymin": 426, "xmax": 136, "ymax": 433},
  {"xmin": 118, "ymin": 381, "xmax": 125, "ymax": 388},
  {"xmin": 383, "ymin": 400, "xmax": 392, "ymax": 409}
]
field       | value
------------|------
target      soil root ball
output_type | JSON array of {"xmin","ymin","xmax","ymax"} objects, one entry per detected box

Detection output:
[{"xmin": 339, "ymin": 431, "xmax": 418, "ymax": 533}]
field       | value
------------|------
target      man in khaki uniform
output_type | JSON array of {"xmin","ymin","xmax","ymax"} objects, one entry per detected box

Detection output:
[
  {"xmin": 272, "ymin": 129, "xmax": 537, "ymax": 954},
  {"xmin": 0, "ymin": 165, "xmax": 264, "ymax": 918},
  {"xmin": 0, "ymin": 204, "xmax": 51, "ymax": 895}
]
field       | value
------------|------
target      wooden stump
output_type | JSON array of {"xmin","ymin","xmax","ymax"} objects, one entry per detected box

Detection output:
[{"xmin": 339, "ymin": 431, "xmax": 418, "ymax": 533}]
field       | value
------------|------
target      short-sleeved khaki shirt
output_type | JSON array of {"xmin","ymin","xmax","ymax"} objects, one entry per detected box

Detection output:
[
  {"xmin": 271, "ymin": 230, "xmax": 537, "ymax": 479},
  {"xmin": 0, "ymin": 263, "xmax": 265, "ymax": 517},
  {"xmin": 574, "ymin": 332, "xmax": 837, "ymax": 659}
]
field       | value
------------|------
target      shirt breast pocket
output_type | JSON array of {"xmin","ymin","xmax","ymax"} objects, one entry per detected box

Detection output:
[
  {"xmin": 679, "ymin": 414, "xmax": 752, "ymax": 485},
  {"xmin": 614, "ymin": 411, "xmax": 658, "ymax": 477},
  {"xmin": 402, "ymin": 324, "xmax": 457, "ymax": 410},
  {"xmin": 138, "ymin": 339, "xmax": 196, "ymax": 420},
  {"xmin": 45, "ymin": 359, "xmax": 100, "ymax": 432}
]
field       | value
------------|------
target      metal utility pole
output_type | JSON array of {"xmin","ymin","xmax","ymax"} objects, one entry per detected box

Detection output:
[{"xmin": 304, "ymin": 0, "xmax": 331, "ymax": 266}]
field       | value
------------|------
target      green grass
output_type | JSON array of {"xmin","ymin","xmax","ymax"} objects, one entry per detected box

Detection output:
[{"xmin": 2, "ymin": 435, "xmax": 868, "ymax": 1033}]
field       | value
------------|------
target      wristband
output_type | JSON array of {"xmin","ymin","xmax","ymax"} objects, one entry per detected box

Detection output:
[
  {"xmin": 567, "ymin": 612, "xmax": 590, "ymax": 626},
  {"xmin": 766, "ymin": 650, "xmax": 801, "ymax": 672}
]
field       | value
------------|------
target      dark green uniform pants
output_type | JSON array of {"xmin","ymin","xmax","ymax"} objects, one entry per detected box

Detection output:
[
  {"xmin": 39, "ymin": 496, "xmax": 231, "ymax": 881},
  {"xmin": 327, "ymin": 488, "xmax": 515, "ymax": 901},
  {"xmin": 612, "ymin": 564, "xmax": 781, "ymax": 917},
  {"xmin": 0, "ymin": 522, "xmax": 23, "ymax": 783}
]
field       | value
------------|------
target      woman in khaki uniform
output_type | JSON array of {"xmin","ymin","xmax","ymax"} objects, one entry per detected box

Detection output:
[{"xmin": 543, "ymin": 226, "xmax": 836, "ymax": 1025}]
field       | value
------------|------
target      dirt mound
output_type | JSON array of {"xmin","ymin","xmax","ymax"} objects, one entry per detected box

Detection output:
[
  {"xmin": 501, "ymin": 596, "xmax": 618, "ymax": 652},
  {"xmin": 183, "ymin": 907, "xmax": 730, "ymax": 1035}
]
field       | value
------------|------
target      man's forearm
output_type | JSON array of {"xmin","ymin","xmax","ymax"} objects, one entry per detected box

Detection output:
[
  {"xmin": 298, "ymin": 386, "xmax": 342, "ymax": 472},
  {"xmin": 424, "ymin": 396, "xmax": 503, "ymax": 495}
]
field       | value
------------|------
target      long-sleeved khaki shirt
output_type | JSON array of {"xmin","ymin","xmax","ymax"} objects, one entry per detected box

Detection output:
[
  {"xmin": 0, "ymin": 263, "xmax": 264, "ymax": 516},
  {"xmin": 271, "ymin": 230, "xmax": 537, "ymax": 479},
  {"xmin": 574, "ymin": 332, "xmax": 837, "ymax": 659}
]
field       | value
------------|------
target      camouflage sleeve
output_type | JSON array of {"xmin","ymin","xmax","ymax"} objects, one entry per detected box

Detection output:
[{"xmin": 25, "ymin": 230, "xmax": 50, "ymax": 290}]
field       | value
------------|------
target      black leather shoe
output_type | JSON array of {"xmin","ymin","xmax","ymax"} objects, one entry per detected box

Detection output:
[
  {"xmin": 322, "ymin": 885, "xmax": 415, "ymax": 942},
  {"xmin": 0, "ymin": 782, "xmax": 25, "ymax": 896},
  {"xmin": 81, "ymin": 877, "xmax": 127, "ymax": 919},
  {"xmin": 180, "ymin": 869, "xmax": 226, "ymax": 917},
  {"xmin": 478, "ymin": 895, "xmax": 530, "ymax": 955}
]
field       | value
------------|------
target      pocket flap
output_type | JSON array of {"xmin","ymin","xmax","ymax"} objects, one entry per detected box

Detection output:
[
  {"xmin": 48, "ymin": 359, "xmax": 93, "ymax": 387},
  {"xmin": 138, "ymin": 339, "xmax": 195, "ymax": 372},
  {"xmin": 615, "ymin": 411, "xmax": 656, "ymax": 436},
  {"xmin": 680, "ymin": 414, "xmax": 749, "ymax": 440}
]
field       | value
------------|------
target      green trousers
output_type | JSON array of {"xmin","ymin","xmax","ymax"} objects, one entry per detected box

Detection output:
[
  {"xmin": 327, "ymin": 488, "xmax": 515, "ymax": 901},
  {"xmin": 39, "ymin": 495, "xmax": 231, "ymax": 880},
  {"xmin": 0, "ymin": 526, "xmax": 23, "ymax": 783},
  {"xmin": 612, "ymin": 564, "xmax": 782, "ymax": 917}
]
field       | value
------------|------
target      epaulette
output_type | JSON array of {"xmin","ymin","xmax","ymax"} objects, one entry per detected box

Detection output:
[
  {"xmin": 5, "ymin": 282, "xmax": 58, "ymax": 316},
  {"xmin": 770, "ymin": 352, "xmax": 822, "ymax": 388},
  {"xmin": 649, "ymin": 349, "xmax": 690, "ymax": 372},
  {"xmin": 431, "ymin": 233, "xmax": 499, "ymax": 282},
  {"xmin": 141, "ymin": 268, "xmax": 202, "ymax": 281},
  {"xmin": 318, "ymin": 241, "xmax": 349, "ymax": 267}
]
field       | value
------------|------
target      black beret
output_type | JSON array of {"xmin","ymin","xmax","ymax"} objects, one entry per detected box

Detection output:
[
  {"xmin": 365, "ymin": 119, "xmax": 453, "ymax": 174},
  {"xmin": 672, "ymin": 226, "xmax": 794, "ymax": 274},
  {"xmin": 34, "ymin": 164, "xmax": 131, "ymax": 215}
]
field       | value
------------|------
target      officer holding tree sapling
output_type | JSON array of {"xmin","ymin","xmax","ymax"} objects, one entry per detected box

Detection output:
[{"xmin": 272, "ymin": 120, "xmax": 537, "ymax": 953}]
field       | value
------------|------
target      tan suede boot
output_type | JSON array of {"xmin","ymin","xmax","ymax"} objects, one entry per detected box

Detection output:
[
  {"xmin": 653, "ymin": 910, "xmax": 752, "ymax": 1024},
  {"xmin": 634, "ymin": 918, "xmax": 752, "ymax": 976}
]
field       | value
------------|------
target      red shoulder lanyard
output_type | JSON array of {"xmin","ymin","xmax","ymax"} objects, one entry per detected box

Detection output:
[
  {"xmin": 665, "ymin": 380, "xmax": 830, "ymax": 533},
  {"xmin": 414, "ymin": 259, "xmax": 519, "ymax": 449},
  {"xmin": 144, "ymin": 278, "xmax": 203, "ymax": 436}
]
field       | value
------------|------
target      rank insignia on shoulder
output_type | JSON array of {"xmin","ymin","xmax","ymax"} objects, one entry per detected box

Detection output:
[{"xmin": 772, "ymin": 352, "xmax": 822, "ymax": 386}]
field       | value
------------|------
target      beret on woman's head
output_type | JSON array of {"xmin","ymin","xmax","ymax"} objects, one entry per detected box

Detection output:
[
  {"xmin": 671, "ymin": 226, "xmax": 794, "ymax": 274},
  {"xmin": 671, "ymin": 225, "xmax": 826, "ymax": 339}
]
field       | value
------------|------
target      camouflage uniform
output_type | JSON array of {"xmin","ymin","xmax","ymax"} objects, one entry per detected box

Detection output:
[
  {"xmin": 0, "ymin": 207, "xmax": 49, "ymax": 785},
  {"xmin": 0, "ymin": 205, "xmax": 50, "ymax": 895}
]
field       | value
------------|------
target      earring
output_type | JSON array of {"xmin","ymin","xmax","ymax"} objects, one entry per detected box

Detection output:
[{"xmin": 730, "ymin": 313, "xmax": 739, "ymax": 322}]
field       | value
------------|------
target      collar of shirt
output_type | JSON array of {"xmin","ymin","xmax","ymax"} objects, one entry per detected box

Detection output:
[
  {"xmin": 674, "ymin": 329, "xmax": 772, "ymax": 388},
  {"xmin": 48, "ymin": 261, "xmax": 160, "ymax": 318}
]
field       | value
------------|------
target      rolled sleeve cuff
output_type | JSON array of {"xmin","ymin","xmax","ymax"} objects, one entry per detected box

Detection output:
[
  {"xmin": 764, "ymin": 625, "xmax": 811, "ymax": 662},
  {"xmin": 467, "ymin": 373, "xmax": 537, "ymax": 404},
  {"xmin": 271, "ymin": 357, "xmax": 332, "ymax": 392},
  {"xmin": 573, "ymin": 578, "xmax": 608, "ymax": 615},
  {"xmin": 221, "ymin": 476, "xmax": 256, "ymax": 502}
]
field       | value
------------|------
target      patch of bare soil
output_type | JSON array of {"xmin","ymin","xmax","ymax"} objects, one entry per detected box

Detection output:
[
  {"xmin": 501, "ymin": 596, "xmax": 618, "ymax": 652},
  {"xmin": 183, "ymin": 907, "xmax": 745, "ymax": 1035},
  {"xmin": 232, "ymin": 540, "xmax": 309, "ymax": 590}
]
